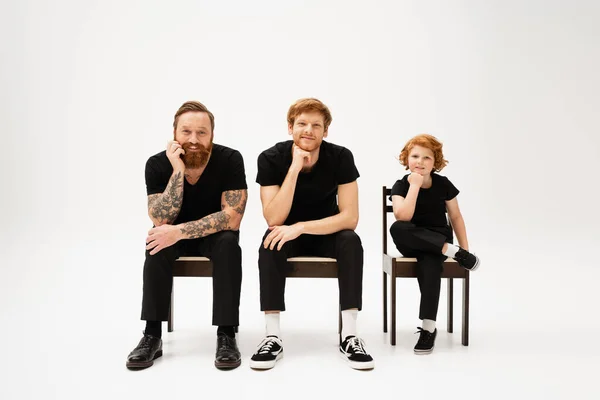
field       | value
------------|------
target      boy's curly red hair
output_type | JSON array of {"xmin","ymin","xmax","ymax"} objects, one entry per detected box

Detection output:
[{"xmin": 399, "ymin": 134, "xmax": 448, "ymax": 172}]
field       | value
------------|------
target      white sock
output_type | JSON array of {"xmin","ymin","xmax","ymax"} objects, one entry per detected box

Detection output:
[
  {"xmin": 443, "ymin": 243, "xmax": 459, "ymax": 258},
  {"xmin": 341, "ymin": 309, "xmax": 358, "ymax": 340},
  {"xmin": 422, "ymin": 319, "xmax": 436, "ymax": 333},
  {"xmin": 265, "ymin": 313, "xmax": 280, "ymax": 337}
]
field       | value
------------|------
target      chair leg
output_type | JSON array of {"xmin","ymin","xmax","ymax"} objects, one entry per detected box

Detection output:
[
  {"xmin": 383, "ymin": 271, "xmax": 388, "ymax": 333},
  {"xmin": 338, "ymin": 306, "xmax": 342, "ymax": 344},
  {"xmin": 447, "ymin": 278, "xmax": 454, "ymax": 333},
  {"xmin": 462, "ymin": 272, "xmax": 470, "ymax": 346},
  {"xmin": 168, "ymin": 286, "xmax": 174, "ymax": 333},
  {"xmin": 391, "ymin": 268, "xmax": 397, "ymax": 346}
]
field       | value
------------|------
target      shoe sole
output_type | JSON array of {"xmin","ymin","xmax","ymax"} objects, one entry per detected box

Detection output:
[
  {"xmin": 215, "ymin": 359, "xmax": 242, "ymax": 370},
  {"xmin": 249, "ymin": 352, "xmax": 283, "ymax": 370},
  {"xmin": 414, "ymin": 347, "xmax": 434, "ymax": 355},
  {"xmin": 338, "ymin": 352, "xmax": 375, "ymax": 370},
  {"xmin": 470, "ymin": 256, "xmax": 480, "ymax": 271},
  {"xmin": 126, "ymin": 349, "xmax": 163, "ymax": 369}
]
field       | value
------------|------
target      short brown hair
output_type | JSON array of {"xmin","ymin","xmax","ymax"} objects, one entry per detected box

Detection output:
[
  {"xmin": 399, "ymin": 134, "xmax": 449, "ymax": 172},
  {"xmin": 173, "ymin": 101, "xmax": 215, "ymax": 132},
  {"xmin": 287, "ymin": 98, "xmax": 333, "ymax": 131}
]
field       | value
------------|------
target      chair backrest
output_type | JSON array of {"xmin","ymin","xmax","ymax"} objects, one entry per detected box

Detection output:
[
  {"xmin": 382, "ymin": 186, "xmax": 392, "ymax": 255},
  {"xmin": 382, "ymin": 186, "xmax": 452, "ymax": 256}
]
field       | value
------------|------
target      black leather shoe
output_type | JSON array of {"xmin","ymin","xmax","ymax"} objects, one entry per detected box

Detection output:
[
  {"xmin": 215, "ymin": 333, "xmax": 241, "ymax": 370},
  {"xmin": 126, "ymin": 334, "xmax": 163, "ymax": 369}
]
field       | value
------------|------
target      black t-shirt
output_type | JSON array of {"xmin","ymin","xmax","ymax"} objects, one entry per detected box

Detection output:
[
  {"xmin": 145, "ymin": 144, "xmax": 247, "ymax": 225},
  {"xmin": 256, "ymin": 140, "xmax": 359, "ymax": 225},
  {"xmin": 390, "ymin": 172, "xmax": 459, "ymax": 229}
]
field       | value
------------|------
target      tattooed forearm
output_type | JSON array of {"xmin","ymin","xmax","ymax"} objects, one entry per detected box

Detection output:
[
  {"xmin": 223, "ymin": 189, "xmax": 248, "ymax": 215},
  {"xmin": 179, "ymin": 211, "xmax": 231, "ymax": 239},
  {"xmin": 148, "ymin": 172, "xmax": 184, "ymax": 224}
]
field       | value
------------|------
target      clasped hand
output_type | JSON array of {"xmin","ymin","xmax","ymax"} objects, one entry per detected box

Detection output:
[
  {"xmin": 263, "ymin": 224, "xmax": 303, "ymax": 251},
  {"xmin": 146, "ymin": 224, "xmax": 182, "ymax": 255}
]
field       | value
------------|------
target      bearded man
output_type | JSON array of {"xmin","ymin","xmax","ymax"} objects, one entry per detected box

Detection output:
[{"xmin": 126, "ymin": 101, "xmax": 248, "ymax": 370}]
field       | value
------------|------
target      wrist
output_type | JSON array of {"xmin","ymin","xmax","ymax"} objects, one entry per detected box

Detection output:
[
  {"xmin": 294, "ymin": 222, "xmax": 306, "ymax": 235},
  {"xmin": 176, "ymin": 223, "xmax": 187, "ymax": 239},
  {"xmin": 289, "ymin": 164, "xmax": 302, "ymax": 175}
]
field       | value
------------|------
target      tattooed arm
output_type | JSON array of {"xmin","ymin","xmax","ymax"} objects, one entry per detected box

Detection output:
[
  {"xmin": 147, "ymin": 170, "xmax": 184, "ymax": 226},
  {"xmin": 146, "ymin": 189, "xmax": 247, "ymax": 254},
  {"xmin": 178, "ymin": 189, "xmax": 248, "ymax": 239}
]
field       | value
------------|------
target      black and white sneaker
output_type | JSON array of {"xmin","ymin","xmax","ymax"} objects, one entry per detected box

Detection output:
[
  {"xmin": 453, "ymin": 248, "xmax": 480, "ymax": 271},
  {"xmin": 339, "ymin": 336, "xmax": 374, "ymax": 370},
  {"xmin": 249, "ymin": 336, "xmax": 283, "ymax": 370},
  {"xmin": 414, "ymin": 328, "xmax": 437, "ymax": 354}
]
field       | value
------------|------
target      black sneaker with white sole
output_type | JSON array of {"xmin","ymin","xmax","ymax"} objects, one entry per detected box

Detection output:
[
  {"xmin": 414, "ymin": 327, "xmax": 437, "ymax": 354},
  {"xmin": 339, "ymin": 336, "xmax": 374, "ymax": 370},
  {"xmin": 249, "ymin": 336, "xmax": 283, "ymax": 370},
  {"xmin": 453, "ymin": 248, "xmax": 480, "ymax": 271}
]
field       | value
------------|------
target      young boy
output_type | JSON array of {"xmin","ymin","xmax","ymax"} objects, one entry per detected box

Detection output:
[{"xmin": 389, "ymin": 134, "xmax": 480, "ymax": 355}]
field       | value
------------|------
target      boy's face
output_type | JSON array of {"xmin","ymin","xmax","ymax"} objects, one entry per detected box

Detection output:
[
  {"xmin": 288, "ymin": 111, "xmax": 328, "ymax": 152},
  {"xmin": 408, "ymin": 145, "xmax": 435, "ymax": 175}
]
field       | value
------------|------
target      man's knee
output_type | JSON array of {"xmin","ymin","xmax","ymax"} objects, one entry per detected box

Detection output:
[
  {"xmin": 258, "ymin": 242, "xmax": 283, "ymax": 265},
  {"xmin": 143, "ymin": 246, "xmax": 177, "ymax": 267},
  {"xmin": 335, "ymin": 230, "xmax": 364, "ymax": 264},
  {"xmin": 258, "ymin": 228, "xmax": 293, "ymax": 260},
  {"xmin": 337, "ymin": 230, "xmax": 363, "ymax": 252},
  {"xmin": 212, "ymin": 231, "xmax": 240, "ymax": 250}
]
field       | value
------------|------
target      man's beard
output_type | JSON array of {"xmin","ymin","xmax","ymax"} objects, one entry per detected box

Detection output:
[
  {"xmin": 294, "ymin": 136, "xmax": 321, "ymax": 152},
  {"xmin": 182, "ymin": 142, "xmax": 212, "ymax": 168}
]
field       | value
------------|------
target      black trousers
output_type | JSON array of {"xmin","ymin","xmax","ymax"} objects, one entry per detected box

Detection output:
[
  {"xmin": 258, "ymin": 229, "xmax": 363, "ymax": 312},
  {"xmin": 389, "ymin": 220, "xmax": 453, "ymax": 321},
  {"xmin": 140, "ymin": 230, "xmax": 242, "ymax": 326}
]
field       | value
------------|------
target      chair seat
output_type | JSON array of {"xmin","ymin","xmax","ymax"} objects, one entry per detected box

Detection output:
[
  {"xmin": 286, "ymin": 256, "xmax": 338, "ymax": 278},
  {"xmin": 387, "ymin": 251, "xmax": 457, "ymax": 264},
  {"xmin": 287, "ymin": 257, "xmax": 337, "ymax": 262},
  {"xmin": 395, "ymin": 257, "xmax": 457, "ymax": 264},
  {"xmin": 176, "ymin": 256, "xmax": 210, "ymax": 261},
  {"xmin": 173, "ymin": 256, "xmax": 339, "ymax": 278},
  {"xmin": 383, "ymin": 253, "xmax": 465, "ymax": 278},
  {"xmin": 173, "ymin": 257, "xmax": 212, "ymax": 277},
  {"xmin": 175, "ymin": 256, "xmax": 337, "ymax": 262}
]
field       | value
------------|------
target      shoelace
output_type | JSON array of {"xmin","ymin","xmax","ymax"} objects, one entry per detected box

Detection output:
[
  {"xmin": 345, "ymin": 337, "xmax": 368, "ymax": 355},
  {"xmin": 218, "ymin": 335, "xmax": 233, "ymax": 351},
  {"xmin": 415, "ymin": 327, "xmax": 433, "ymax": 341},
  {"xmin": 256, "ymin": 337, "xmax": 278, "ymax": 354},
  {"xmin": 139, "ymin": 335, "xmax": 155, "ymax": 349}
]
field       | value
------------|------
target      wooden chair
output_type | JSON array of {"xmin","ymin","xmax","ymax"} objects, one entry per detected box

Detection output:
[
  {"xmin": 169, "ymin": 256, "xmax": 342, "ymax": 335},
  {"xmin": 382, "ymin": 186, "xmax": 470, "ymax": 346}
]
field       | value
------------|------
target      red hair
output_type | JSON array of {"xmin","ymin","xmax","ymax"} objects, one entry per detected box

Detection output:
[
  {"xmin": 287, "ymin": 98, "xmax": 333, "ymax": 131},
  {"xmin": 399, "ymin": 134, "xmax": 448, "ymax": 172}
]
